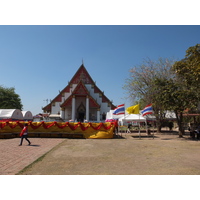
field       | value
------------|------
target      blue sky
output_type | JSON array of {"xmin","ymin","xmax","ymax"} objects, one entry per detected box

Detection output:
[{"xmin": 0, "ymin": 25, "xmax": 200, "ymax": 115}]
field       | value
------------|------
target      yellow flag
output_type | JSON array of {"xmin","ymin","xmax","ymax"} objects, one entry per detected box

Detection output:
[{"xmin": 126, "ymin": 104, "xmax": 140, "ymax": 114}]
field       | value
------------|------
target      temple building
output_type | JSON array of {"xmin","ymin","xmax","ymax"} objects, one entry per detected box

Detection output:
[{"xmin": 42, "ymin": 64, "xmax": 116, "ymax": 122}]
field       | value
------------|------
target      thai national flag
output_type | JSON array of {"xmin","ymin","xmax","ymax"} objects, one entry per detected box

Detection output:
[
  {"xmin": 113, "ymin": 104, "xmax": 125, "ymax": 115},
  {"xmin": 141, "ymin": 104, "xmax": 153, "ymax": 116}
]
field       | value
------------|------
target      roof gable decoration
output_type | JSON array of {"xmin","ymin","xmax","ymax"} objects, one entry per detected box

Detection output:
[
  {"xmin": 72, "ymin": 81, "xmax": 89, "ymax": 96},
  {"xmin": 70, "ymin": 64, "xmax": 94, "ymax": 85}
]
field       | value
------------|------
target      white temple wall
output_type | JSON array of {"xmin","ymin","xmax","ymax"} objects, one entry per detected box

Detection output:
[
  {"xmin": 100, "ymin": 102, "xmax": 111, "ymax": 120},
  {"xmin": 64, "ymin": 108, "xmax": 72, "ymax": 121},
  {"xmin": 86, "ymin": 85, "xmax": 100, "ymax": 103},
  {"xmin": 51, "ymin": 102, "xmax": 60, "ymax": 114},
  {"xmin": 86, "ymin": 84, "xmax": 111, "ymax": 120},
  {"xmin": 62, "ymin": 85, "xmax": 77, "ymax": 102},
  {"xmin": 71, "ymin": 84, "xmax": 77, "ymax": 92},
  {"xmin": 64, "ymin": 92, "xmax": 70, "ymax": 100},
  {"xmin": 85, "ymin": 84, "xmax": 92, "ymax": 93},
  {"xmin": 100, "ymin": 102, "xmax": 110, "ymax": 111}
]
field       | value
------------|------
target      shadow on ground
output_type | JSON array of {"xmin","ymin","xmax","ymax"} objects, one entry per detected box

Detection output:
[
  {"xmin": 132, "ymin": 135, "xmax": 159, "ymax": 139},
  {"xmin": 29, "ymin": 145, "xmax": 40, "ymax": 147}
]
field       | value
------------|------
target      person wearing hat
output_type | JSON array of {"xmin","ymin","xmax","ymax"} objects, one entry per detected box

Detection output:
[{"xmin": 19, "ymin": 123, "xmax": 31, "ymax": 146}]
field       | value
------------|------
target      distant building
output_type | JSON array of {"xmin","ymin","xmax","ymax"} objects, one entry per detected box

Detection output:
[{"xmin": 42, "ymin": 64, "xmax": 116, "ymax": 122}]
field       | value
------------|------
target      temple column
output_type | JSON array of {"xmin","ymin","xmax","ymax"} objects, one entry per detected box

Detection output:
[
  {"xmin": 61, "ymin": 107, "xmax": 65, "ymax": 120},
  {"xmin": 97, "ymin": 108, "xmax": 100, "ymax": 122},
  {"xmin": 86, "ymin": 95, "xmax": 89, "ymax": 121},
  {"xmin": 72, "ymin": 95, "xmax": 76, "ymax": 121}
]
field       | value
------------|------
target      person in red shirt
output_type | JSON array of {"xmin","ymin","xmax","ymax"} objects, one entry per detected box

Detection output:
[{"xmin": 19, "ymin": 123, "xmax": 31, "ymax": 146}]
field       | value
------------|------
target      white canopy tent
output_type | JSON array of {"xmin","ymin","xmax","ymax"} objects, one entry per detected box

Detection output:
[
  {"xmin": 119, "ymin": 114, "xmax": 146, "ymax": 121},
  {"xmin": 0, "ymin": 109, "xmax": 23, "ymax": 120},
  {"xmin": 118, "ymin": 114, "xmax": 148, "ymax": 139},
  {"xmin": 22, "ymin": 111, "xmax": 33, "ymax": 121},
  {"xmin": 0, "ymin": 109, "xmax": 33, "ymax": 121},
  {"xmin": 106, "ymin": 110, "xmax": 156, "ymax": 138},
  {"xmin": 106, "ymin": 110, "xmax": 146, "ymax": 123},
  {"xmin": 118, "ymin": 114, "xmax": 146, "ymax": 125}
]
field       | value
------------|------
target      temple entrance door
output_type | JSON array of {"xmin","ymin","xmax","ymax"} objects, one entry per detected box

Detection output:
[
  {"xmin": 78, "ymin": 112, "xmax": 85, "ymax": 122},
  {"xmin": 77, "ymin": 102, "xmax": 86, "ymax": 122}
]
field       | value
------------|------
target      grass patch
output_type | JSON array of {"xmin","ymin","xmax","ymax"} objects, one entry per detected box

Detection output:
[
  {"xmin": 16, "ymin": 153, "xmax": 48, "ymax": 175},
  {"xmin": 16, "ymin": 140, "xmax": 67, "ymax": 175}
]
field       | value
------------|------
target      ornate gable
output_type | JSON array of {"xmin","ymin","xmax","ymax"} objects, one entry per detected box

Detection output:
[
  {"xmin": 70, "ymin": 64, "xmax": 94, "ymax": 84},
  {"xmin": 72, "ymin": 81, "xmax": 89, "ymax": 96}
]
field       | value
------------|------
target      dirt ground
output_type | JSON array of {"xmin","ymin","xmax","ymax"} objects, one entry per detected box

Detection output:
[{"xmin": 18, "ymin": 132, "xmax": 200, "ymax": 175}]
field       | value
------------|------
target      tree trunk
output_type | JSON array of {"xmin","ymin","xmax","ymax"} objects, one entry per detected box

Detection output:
[
  {"xmin": 175, "ymin": 111, "xmax": 185, "ymax": 137},
  {"xmin": 156, "ymin": 117, "xmax": 162, "ymax": 133}
]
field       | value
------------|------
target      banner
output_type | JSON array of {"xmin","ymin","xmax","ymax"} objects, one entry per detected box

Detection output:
[{"xmin": 0, "ymin": 121, "xmax": 117, "ymax": 139}]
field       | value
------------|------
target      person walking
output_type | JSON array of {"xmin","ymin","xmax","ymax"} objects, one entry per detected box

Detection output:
[
  {"xmin": 126, "ymin": 124, "xmax": 132, "ymax": 133},
  {"xmin": 19, "ymin": 123, "xmax": 31, "ymax": 146}
]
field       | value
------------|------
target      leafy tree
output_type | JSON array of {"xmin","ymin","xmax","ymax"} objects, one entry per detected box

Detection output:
[
  {"xmin": 173, "ymin": 44, "xmax": 200, "ymax": 90},
  {"xmin": 124, "ymin": 57, "xmax": 174, "ymax": 103},
  {"xmin": 0, "ymin": 86, "xmax": 23, "ymax": 110},
  {"xmin": 124, "ymin": 57, "xmax": 175, "ymax": 132},
  {"xmin": 152, "ymin": 77, "xmax": 198, "ymax": 137},
  {"xmin": 124, "ymin": 45, "xmax": 200, "ymax": 136}
]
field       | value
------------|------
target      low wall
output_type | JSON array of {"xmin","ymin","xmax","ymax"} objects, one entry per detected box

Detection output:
[{"xmin": 0, "ymin": 121, "xmax": 116, "ymax": 139}]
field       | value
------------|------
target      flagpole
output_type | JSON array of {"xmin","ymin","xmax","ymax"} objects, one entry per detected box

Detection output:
[
  {"xmin": 152, "ymin": 120, "xmax": 155, "ymax": 139},
  {"xmin": 113, "ymin": 104, "xmax": 125, "ymax": 138},
  {"xmin": 145, "ymin": 116, "xmax": 147, "ymax": 137},
  {"xmin": 139, "ymin": 111, "xmax": 141, "ymax": 139},
  {"xmin": 121, "ymin": 103, "xmax": 126, "ymax": 137},
  {"xmin": 141, "ymin": 104, "xmax": 153, "ymax": 139},
  {"xmin": 126, "ymin": 104, "xmax": 140, "ymax": 138}
]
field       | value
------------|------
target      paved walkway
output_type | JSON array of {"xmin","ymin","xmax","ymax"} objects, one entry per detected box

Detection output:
[{"xmin": 0, "ymin": 138, "xmax": 65, "ymax": 175}]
